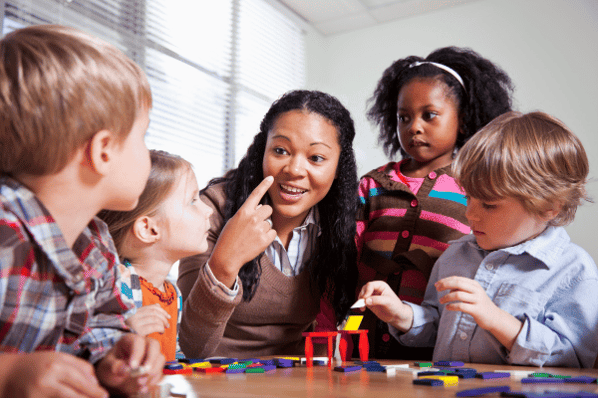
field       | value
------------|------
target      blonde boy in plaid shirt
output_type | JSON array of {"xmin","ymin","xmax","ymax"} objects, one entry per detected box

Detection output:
[{"xmin": 0, "ymin": 25, "xmax": 164, "ymax": 397}]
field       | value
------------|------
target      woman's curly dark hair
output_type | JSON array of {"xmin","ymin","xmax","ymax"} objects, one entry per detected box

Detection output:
[
  {"xmin": 367, "ymin": 46, "xmax": 514, "ymax": 159},
  {"xmin": 204, "ymin": 90, "xmax": 359, "ymax": 325}
]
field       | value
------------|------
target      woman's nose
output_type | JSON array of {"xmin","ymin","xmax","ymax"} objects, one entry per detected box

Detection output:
[{"xmin": 285, "ymin": 156, "xmax": 306, "ymax": 176}]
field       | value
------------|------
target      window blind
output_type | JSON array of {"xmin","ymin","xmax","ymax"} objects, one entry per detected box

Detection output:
[{"xmin": 1, "ymin": 0, "xmax": 305, "ymax": 187}]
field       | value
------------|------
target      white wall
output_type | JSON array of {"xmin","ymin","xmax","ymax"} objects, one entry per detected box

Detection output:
[{"xmin": 304, "ymin": 0, "xmax": 598, "ymax": 261}]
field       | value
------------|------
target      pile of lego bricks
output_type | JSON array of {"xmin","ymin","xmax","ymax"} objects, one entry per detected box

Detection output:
[
  {"xmin": 163, "ymin": 356, "xmax": 330, "ymax": 375},
  {"xmin": 410, "ymin": 361, "xmax": 598, "ymax": 397}
]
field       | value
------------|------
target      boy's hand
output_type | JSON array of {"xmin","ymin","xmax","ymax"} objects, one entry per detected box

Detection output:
[
  {"xmin": 1, "ymin": 352, "xmax": 108, "ymax": 398},
  {"xmin": 95, "ymin": 333, "xmax": 164, "ymax": 396},
  {"xmin": 436, "ymin": 276, "xmax": 523, "ymax": 350},
  {"xmin": 435, "ymin": 276, "xmax": 498, "ymax": 330},
  {"xmin": 359, "ymin": 281, "xmax": 414, "ymax": 332},
  {"xmin": 125, "ymin": 304, "xmax": 171, "ymax": 336},
  {"xmin": 209, "ymin": 176, "xmax": 277, "ymax": 288}
]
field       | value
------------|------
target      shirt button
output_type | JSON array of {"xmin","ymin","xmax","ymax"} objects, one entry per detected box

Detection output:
[
  {"xmin": 72, "ymin": 273, "xmax": 83, "ymax": 283},
  {"xmin": 382, "ymin": 333, "xmax": 390, "ymax": 342},
  {"xmin": 459, "ymin": 332, "xmax": 467, "ymax": 341},
  {"xmin": 428, "ymin": 171, "xmax": 437, "ymax": 179},
  {"xmin": 401, "ymin": 230, "xmax": 410, "ymax": 239},
  {"xmin": 485, "ymin": 263, "xmax": 494, "ymax": 271},
  {"xmin": 410, "ymin": 199, "xmax": 418, "ymax": 207}
]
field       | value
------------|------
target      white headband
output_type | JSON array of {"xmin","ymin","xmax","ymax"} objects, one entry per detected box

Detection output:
[{"xmin": 410, "ymin": 61, "xmax": 465, "ymax": 89}]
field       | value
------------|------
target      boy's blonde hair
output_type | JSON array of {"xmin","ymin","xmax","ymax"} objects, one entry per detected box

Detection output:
[
  {"xmin": 453, "ymin": 111, "xmax": 590, "ymax": 226},
  {"xmin": 0, "ymin": 24, "xmax": 152, "ymax": 175},
  {"xmin": 98, "ymin": 150, "xmax": 192, "ymax": 257}
]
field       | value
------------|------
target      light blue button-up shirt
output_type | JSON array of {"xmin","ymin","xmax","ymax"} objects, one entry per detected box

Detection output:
[{"xmin": 394, "ymin": 226, "xmax": 598, "ymax": 368}]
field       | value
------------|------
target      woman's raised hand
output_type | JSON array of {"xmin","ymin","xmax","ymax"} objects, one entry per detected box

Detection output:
[{"xmin": 209, "ymin": 176, "xmax": 277, "ymax": 288}]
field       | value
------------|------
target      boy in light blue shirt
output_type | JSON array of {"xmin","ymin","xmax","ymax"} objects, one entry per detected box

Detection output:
[{"xmin": 359, "ymin": 111, "xmax": 598, "ymax": 367}]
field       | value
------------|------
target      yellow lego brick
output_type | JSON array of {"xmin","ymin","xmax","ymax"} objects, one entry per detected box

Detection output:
[
  {"xmin": 419, "ymin": 375, "xmax": 459, "ymax": 387},
  {"xmin": 343, "ymin": 315, "xmax": 364, "ymax": 331},
  {"xmin": 188, "ymin": 361, "xmax": 212, "ymax": 368}
]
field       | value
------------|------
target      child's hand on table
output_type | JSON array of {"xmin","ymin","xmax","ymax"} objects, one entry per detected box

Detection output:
[
  {"xmin": 359, "ymin": 280, "xmax": 414, "ymax": 332},
  {"xmin": 436, "ymin": 276, "xmax": 523, "ymax": 350},
  {"xmin": 95, "ymin": 333, "xmax": 165, "ymax": 396},
  {"xmin": 1, "ymin": 351, "xmax": 108, "ymax": 398}
]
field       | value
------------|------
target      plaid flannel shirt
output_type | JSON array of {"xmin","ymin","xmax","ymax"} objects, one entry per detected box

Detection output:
[{"xmin": 0, "ymin": 176, "xmax": 133, "ymax": 363}]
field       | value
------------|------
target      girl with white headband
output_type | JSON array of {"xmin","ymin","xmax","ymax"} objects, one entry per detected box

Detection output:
[{"xmin": 316, "ymin": 46, "xmax": 514, "ymax": 360}]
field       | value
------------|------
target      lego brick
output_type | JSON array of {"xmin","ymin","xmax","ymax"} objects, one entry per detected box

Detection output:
[
  {"xmin": 564, "ymin": 376, "xmax": 597, "ymax": 383},
  {"xmin": 413, "ymin": 379, "xmax": 444, "ymax": 386},
  {"xmin": 245, "ymin": 367, "xmax": 265, "ymax": 373},
  {"xmin": 418, "ymin": 371, "xmax": 446, "ymax": 376},
  {"xmin": 196, "ymin": 367, "xmax": 225, "ymax": 374},
  {"xmin": 476, "ymin": 372, "xmax": 510, "ymax": 379},
  {"xmin": 188, "ymin": 361, "xmax": 212, "ymax": 369},
  {"xmin": 456, "ymin": 385, "xmax": 511, "ymax": 397},
  {"xmin": 225, "ymin": 368, "xmax": 246, "ymax": 374},
  {"xmin": 209, "ymin": 358, "xmax": 238, "ymax": 365},
  {"xmin": 179, "ymin": 358, "xmax": 206, "ymax": 364},
  {"xmin": 419, "ymin": 375, "xmax": 459, "ymax": 387},
  {"xmin": 343, "ymin": 315, "xmax": 364, "ymax": 331},
  {"xmin": 351, "ymin": 299, "xmax": 365, "ymax": 309},
  {"xmin": 334, "ymin": 365, "xmax": 362, "ymax": 372},
  {"xmin": 521, "ymin": 378, "xmax": 566, "ymax": 384},
  {"xmin": 415, "ymin": 362, "xmax": 434, "ymax": 367},
  {"xmin": 500, "ymin": 392, "xmax": 581, "ymax": 398},
  {"xmin": 435, "ymin": 361, "xmax": 465, "ymax": 367},
  {"xmin": 383, "ymin": 363, "xmax": 410, "ymax": 369},
  {"xmin": 163, "ymin": 368, "xmax": 192, "ymax": 375},
  {"xmin": 164, "ymin": 364, "xmax": 184, "ymax": 370},
  {"xmin": 449, "ymin": 371, "xmax": 477, "ymax": 379}
]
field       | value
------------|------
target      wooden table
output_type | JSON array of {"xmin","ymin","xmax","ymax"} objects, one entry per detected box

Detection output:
[{"xmin": 164, "ymin": 360, "xmax": 598, "ymax": 398}]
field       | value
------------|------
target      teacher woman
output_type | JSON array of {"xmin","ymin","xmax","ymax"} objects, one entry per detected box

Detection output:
[{"xmin": 177, "ymin": 90, "xmax": 359, "ymax": 358}]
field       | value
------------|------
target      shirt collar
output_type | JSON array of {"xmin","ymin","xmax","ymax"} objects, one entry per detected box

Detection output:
[
  {"xmin": 263, "ymin": 196, "xmax": 321, "ymax": 236},
  {"xmin": 0, "ymin": 175, "xmax": 99, "ymax": 291},
  {"xmin": 467, "ymin": 226, "xmax": 567, "ymax": 269}
]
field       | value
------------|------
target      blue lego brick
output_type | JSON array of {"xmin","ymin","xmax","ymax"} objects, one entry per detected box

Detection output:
[
  {"xmin": 179, "ymin": 358, "xmax": 206, "ymax": 364},
  {"xmin": 225, "ymin": 368, "xmax": 246, "ymax": 374},
  {"xmin": 476, "ymin": 372, "xmax": 510, "ymax": 379},
  {"xmin": 418, "ymin": 371, "xmax": 446, "ymax": 376},
  {"xmin": 521, "ymin": 378, "xmax": 566, "ymax": 384},
  {"xmin": 435, "ymin": 361, "xmax": 465, "ymax": 367},
  {"xmin": 564, "ymin": 376, "xmax": 597, "ymax": 383},
  {"xmin": 164, "ymin": 363, "xmax": 184, "ymax": 370},
  {"xmin": 456, "ymin": 385, "xmax": 510, "ymax": 397},
  {"xmin": 334, "ymin": 365, "xmax": 362, "ymax": 372},
  {"xmin": 413, "ymin": 379, "xmax": 444, "ymax": 386},
  {"xmin": 449, "ymin": 371, "xmax": 477, "ymax": 379},
  {"xmin": 500, "ymin": 392, "xmax": 586, "ymax": 398},
  {"xmin": 209, "ymin": 358, "xmax": 238, "ymax": 365}
]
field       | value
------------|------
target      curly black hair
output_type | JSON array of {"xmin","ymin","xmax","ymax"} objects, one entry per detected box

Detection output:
[
  {"xmin": 204, "ymin": 90, "xmax": 359, "ymax": 325},
  {"xmin": 367, "ymin": 46, "xmax": 514, "ymax": 159}
]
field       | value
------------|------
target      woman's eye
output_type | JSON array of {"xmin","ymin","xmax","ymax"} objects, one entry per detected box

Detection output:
[
  {"xmin": 274, "ymin": 147, "xmax": 288, "ymax": 155},
  {"xmin": 482, "ymin": 203, "xmax": 497, "ymax": 210},
  {"xmin": 397, "ymin": 114, "xmax": 408, "ymax": 123},
  {"xmin": 310, "ymin": 155, "xmax": 325, "ymax": 163}
]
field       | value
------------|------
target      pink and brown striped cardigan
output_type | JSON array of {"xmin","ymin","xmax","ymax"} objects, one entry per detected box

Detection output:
[{"xmin": 356, "ymin": 160, "xmax": 470, "ymax": 359}]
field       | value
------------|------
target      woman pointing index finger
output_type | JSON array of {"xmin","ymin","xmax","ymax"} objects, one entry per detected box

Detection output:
[{"xmin": 177, "ymin": 90, "xmax": 359, "ymax": 359}]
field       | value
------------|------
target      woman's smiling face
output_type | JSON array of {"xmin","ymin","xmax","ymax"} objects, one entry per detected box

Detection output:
[{"xmin": 262, "ymin": 109, "xmax": 341, "ymax": 228}]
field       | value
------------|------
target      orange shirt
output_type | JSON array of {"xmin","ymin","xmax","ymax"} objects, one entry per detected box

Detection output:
[{"xmin": 139, "ymin": 277, "xmax": 178, "ymax": 361}]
